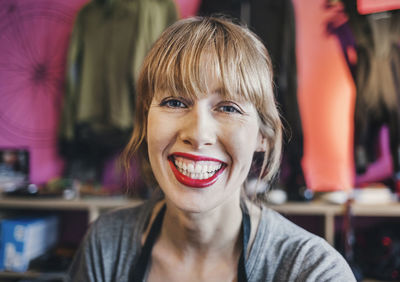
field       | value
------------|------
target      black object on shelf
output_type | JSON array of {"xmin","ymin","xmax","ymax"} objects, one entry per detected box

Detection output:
[
  {"xmin": 354, "ymin": 222, "xmax": 400, "ymax": 281},
  {"xmin": 29, "ymin": 247, "xmax": 75, "ymax": 273}
]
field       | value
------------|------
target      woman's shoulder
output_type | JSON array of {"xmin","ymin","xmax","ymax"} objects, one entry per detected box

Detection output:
[
  {"xmin": 68, "ymin": 199, "xmax": 159, "ymax": 281},
  {"xmin": 246, "ymin": 206, "xmax": 356, "ymax": 281}
]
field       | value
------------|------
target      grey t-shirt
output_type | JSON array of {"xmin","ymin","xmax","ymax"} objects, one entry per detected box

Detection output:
[{"xmin": 68, "ymin": 198, "xmax": 356, "ymax": 281}]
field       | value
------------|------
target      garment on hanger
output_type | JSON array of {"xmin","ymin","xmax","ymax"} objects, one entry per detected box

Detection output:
[
  {"xmin": 59, "ymin": 0, "xmax": 177, "ymax": 160},
  {"xmin": 198, "ymin": 0, "xmax": 304, "ymax": 199},
  {"xmin": 342, "ymin": 0, "xmax": 400, "ymax": 177},
  {"xmin": 294, "ymin": 0, "xmax": 355, "ymax": 192},
  {"xmin": 58, "ymin": 0, "xmax": 177, "ymax": 184}
]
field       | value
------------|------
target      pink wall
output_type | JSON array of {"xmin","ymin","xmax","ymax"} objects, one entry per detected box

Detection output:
[{"xmin": 0, "ymin": 0, "xmax": 89, "ymax": 184}]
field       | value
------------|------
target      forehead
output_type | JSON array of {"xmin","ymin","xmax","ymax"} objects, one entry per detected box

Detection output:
[{"xmin": 153, "ymin": 52, "xmax": 251, "ymax": 104}]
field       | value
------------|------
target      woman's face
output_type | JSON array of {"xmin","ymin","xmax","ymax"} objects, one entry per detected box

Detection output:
[{"xmin": 147, "ymin": 81, "xmax": 265, "ymax": 213}]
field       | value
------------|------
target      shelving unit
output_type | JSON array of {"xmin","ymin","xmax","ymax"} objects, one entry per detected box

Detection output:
[
  {"xmin": 0, "ymin": 196, "xmax": 143, "ymax": 281},
  {"xmin": 0, "ymin": 270, "xmax": 67, "ymax": 281}
]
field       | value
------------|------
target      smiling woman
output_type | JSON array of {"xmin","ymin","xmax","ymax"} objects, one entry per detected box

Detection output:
[
  {"xmin": 68, "ymin": 17, "xmax": 356, "ymax": 282},
  {"xmin": 127, "ymin": 16, "xmax": 282, "ymax": 192}
]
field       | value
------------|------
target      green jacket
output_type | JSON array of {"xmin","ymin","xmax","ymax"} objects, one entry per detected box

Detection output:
[{"xmin": 59, "ymin": 0, "xmax": 177, "ymax": 150}]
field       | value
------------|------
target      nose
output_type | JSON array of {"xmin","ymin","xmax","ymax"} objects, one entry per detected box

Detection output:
[{"xmin": 179, "ymin": 105, "xmax": 217, "ymax": 149}]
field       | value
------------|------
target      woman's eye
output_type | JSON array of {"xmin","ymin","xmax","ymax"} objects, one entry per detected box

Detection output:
[
  {"xmin": 218, "ymin": 105, "xmax": 241, "ymax": 114},
  {"xmin": 161, "ymin": 99, "xmax": 187, "ymax": 108}
]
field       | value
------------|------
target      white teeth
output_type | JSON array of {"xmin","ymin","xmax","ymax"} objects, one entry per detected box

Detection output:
[
  {"xmin": 195, "ymin": 164, "xmax": 202, "ymax": 173},
  {"xmin": 173, "ymin": 156, "xmax": 224, "ymax": 179},
  {"xmin": 175, "ymin": 161, "xmax": 221, "ymax": 173}
]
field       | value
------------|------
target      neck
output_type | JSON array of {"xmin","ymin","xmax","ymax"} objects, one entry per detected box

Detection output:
[{"xmin": 161, "ymin": 195, "xmax": 243, "ymax": 258}]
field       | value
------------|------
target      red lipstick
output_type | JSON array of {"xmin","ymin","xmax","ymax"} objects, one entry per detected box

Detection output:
[
  {"xmin": 172, "ymin": 152, "xmax": 224, "ymax": 162},
  {"xmin": 168, "ymin": 153, "xmax": 226, "ymax": 188}
]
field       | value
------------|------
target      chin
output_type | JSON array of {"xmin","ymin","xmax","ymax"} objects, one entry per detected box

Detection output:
[
  {"xmin": 164, "ymin": 184, "xmax": 240, "ymax": 215},
  {"xmin": 164, "ymin": 189, "xmax": 217, "ymax": 213}
]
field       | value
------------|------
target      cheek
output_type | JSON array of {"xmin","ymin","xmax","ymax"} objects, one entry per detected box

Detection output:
[
  {"xmin": 222, "ymin": 121, "xmax": 259, "ymax": 167},
  {"xmin": 147, "ymin": 111, "xmax": 173, "ymax": 162}
]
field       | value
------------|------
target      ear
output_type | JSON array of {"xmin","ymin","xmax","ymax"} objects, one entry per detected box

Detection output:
[{"xmin": 255, "ymin": 132, "xmax": 267, "ymax": 152}]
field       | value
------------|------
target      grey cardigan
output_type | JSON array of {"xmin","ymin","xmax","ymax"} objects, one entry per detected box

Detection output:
[{"xmin": 68, "ymin": 198, "xmax": 356, "ymax": 281}]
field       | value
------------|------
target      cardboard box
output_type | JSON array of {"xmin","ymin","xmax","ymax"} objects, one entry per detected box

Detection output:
[{"xmin": 0, "ymin": 216, "xmax": 59, "ymax": 272}]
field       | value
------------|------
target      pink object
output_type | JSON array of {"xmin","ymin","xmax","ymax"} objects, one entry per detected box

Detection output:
[
  {"xmin": 293, "ymin": 0, "xmax": 356, "ymax": 191},
  {"xmin": 174, "ymin": 0, "xmax": 201, "ymax": 18},
  {"xmin": 0, "ymin": 0, "xmax": 89, "ymax": 184},
  {"xmin": 355, "ymin": 126, "xmax": 393, "ymax": 185}
]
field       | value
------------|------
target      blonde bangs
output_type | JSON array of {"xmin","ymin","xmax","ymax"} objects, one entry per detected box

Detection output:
[{"xmin": 143, "ymin": 17, "xmax": 273, "ymax": 108}]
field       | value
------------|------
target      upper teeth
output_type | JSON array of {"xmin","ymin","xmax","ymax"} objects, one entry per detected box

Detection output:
[{"xmin": 174, "ymin": 156, "xmax": 222, "ymax": 175}]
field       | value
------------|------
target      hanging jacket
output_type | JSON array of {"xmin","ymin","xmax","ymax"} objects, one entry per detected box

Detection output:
[
  {"xmin": 342, "ymin": 0, "xmax": 400, "ymax": 174},
  {"xmin": 59, "ymin": 0, "xmax": 177, "ymax": 158}
]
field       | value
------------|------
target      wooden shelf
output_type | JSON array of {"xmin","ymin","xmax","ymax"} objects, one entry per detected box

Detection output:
[
  {"xmin": 0, "ymin": 270, "xmax": 67, "ymax": 281},
  {"xmin": 270, "ymin": 200, "xmax": 400, "ymax": 217},
  {"xmin": 0, "ymin": 196, "xmax": 143, "ymax": 222},
  {"xmin": 351, "ymin": 202, "xmax": 400, "ymax": 217}
]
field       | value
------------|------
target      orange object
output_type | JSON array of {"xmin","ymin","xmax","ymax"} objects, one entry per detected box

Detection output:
[{"xmin": 293, "ymin": 0, "xmax": 356, "ymax": 192}]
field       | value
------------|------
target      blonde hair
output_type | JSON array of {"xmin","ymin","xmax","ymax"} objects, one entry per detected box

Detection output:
[{"xmin": 122, "ymin": 16, "xmax": 282, "ymax": 196}]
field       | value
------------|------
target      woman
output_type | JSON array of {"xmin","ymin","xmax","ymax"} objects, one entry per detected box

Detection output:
[{"xmin": 68, "ymin": 17, "xmax": 356, "ymax": 281}]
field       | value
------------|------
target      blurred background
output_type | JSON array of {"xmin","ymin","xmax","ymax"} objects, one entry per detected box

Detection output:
[{"xmin": 0, "ymin": 0, "xmax": 399, "ymax": 281}]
